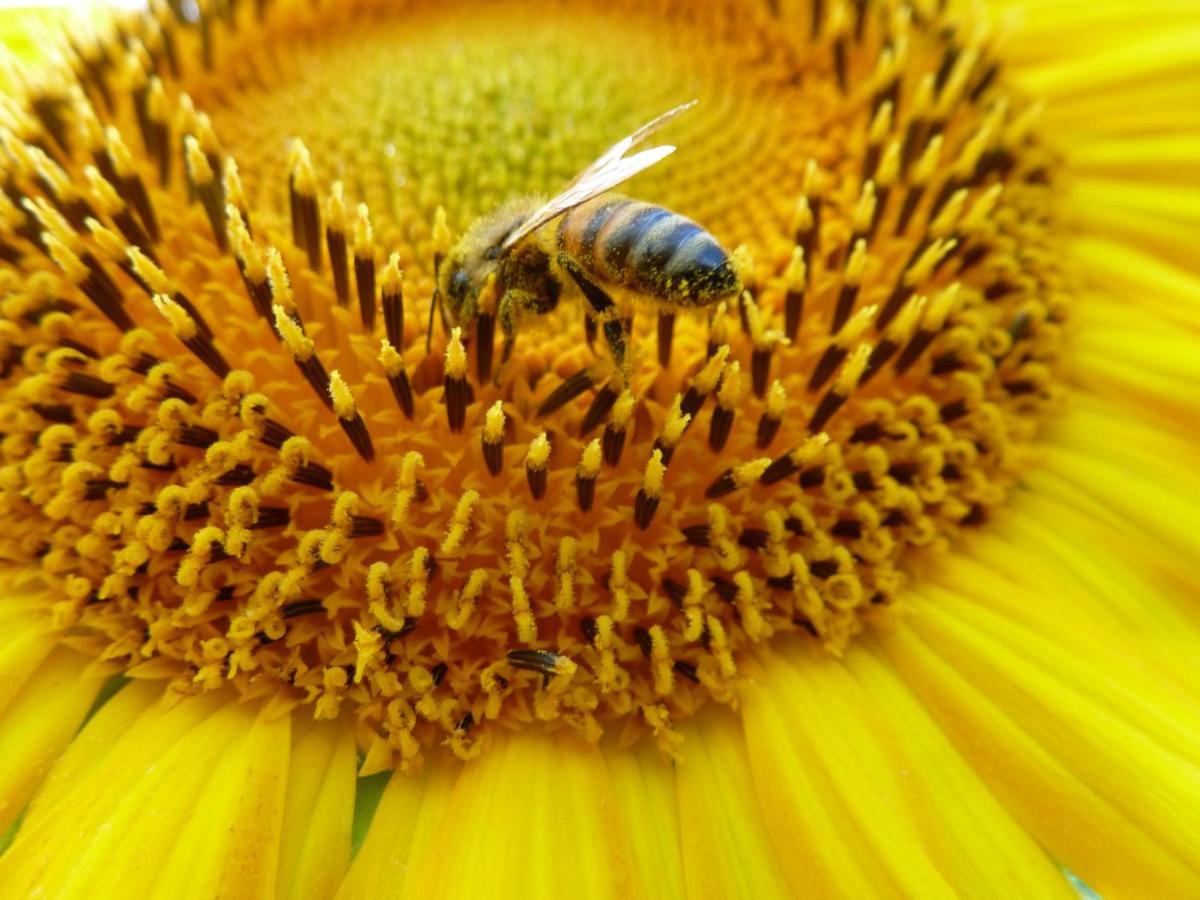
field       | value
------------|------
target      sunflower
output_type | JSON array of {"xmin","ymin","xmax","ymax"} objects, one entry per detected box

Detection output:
[{"xmin": 0, "ymin": 0, "xmax": 1196, "ymax": 896}]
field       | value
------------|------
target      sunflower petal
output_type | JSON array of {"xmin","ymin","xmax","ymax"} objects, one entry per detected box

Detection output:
[
  {"xmin": 607, "ymin": 741, "xmax": 686, "ymax": 898},
  {"xmin": 276, "ymin": 720, "xmax": 356, "ymax": 900},
  {"xmin": 882, "ymin": 606, "xmax": 1200, "ymax": 895},
  {"xmin": 0, "ymin": 647, "xmax": 106, "ymax": 833},
  {"xmin": 742, "ymin": 647, "xmax": 952, "ymax": 897},
  {"xmin": 674, "ymin": 710, "xmax": 792, "ymax": 898},
  {"xmin": 399, "ymin": 734, "xmax": 638, "ymax": 899},
  {"xmin": 334, "ymin": 763, "xmax": 455, "ymax": 899}
]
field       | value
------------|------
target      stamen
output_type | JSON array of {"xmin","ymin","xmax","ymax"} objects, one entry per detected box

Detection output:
[
  {"xmin": 381, "ymin": 252, "xmax": 404, "ymax": 349},
  {"xmin": 222, "ymin": 157, "xmax": 250, "ymax": 235},
  {"xmin": 831, "ymin": 238, "xmax": 868, "ymax": 334},
  {"xmin": 756, "ymin": 379, "xmax": 787, "ymax": 449},
  {"xmin": 378, "ymin": 340, "xmax": 414, "ymax": 419},
  {"xmin": 353, "ymin": 202, "xmax": 376, "ymax": 331},
  {"xmin": 709, "ymin": 360, "xmax": 743, "ymax": 452},
  {"xmin": 326, "ymin": 182, "xmax": 350, "ymax": 305},
  {"xmin": 809, "ymin": 304, "xmax": 876, "ymax": 392},
  {"xmin": 443, "ymin": 326, "xmax": 469, "ymax": 433},
  {"xmin": 273, "ymin": 304, "xmax": 333, "ymax": 410},
  {"xmin": 782, "ymin": 246, "xmax": 807, "ymax": 342},
  {"xmin": 227, "ymin": 207, "xmax": 272, "ymax": 320},
  {"xmin": 602, "ymin": 389, "xmax": 634, "ymax": 467},
  {"xmin": 288, "ymin": 139, "xmax": 322, "ymax": 271},
  {"xmin": 106, "ymin": 125, "xmax": 160, "ymax": 241},
  {"xmin": 440, "ymin": 489, "xmax": 480, "ymax": 555},
  {"xmin": 810, "ymin": 343, "xmax": 871, "ymax": 432},
  {"xmin": 634, "ymin": 448, "xmax": 665, "ymax": 530},
  {"xmin": 525, "ymin": 432, "xmax": 551, "ymax": 500},
  {"xmin": 537, "ymin": 368, "xmax": 595, "ymax": 418},
  {"xmin": 681, "ymin": 344, "xmax": 729, "ymax": 420},
  {"xmin": 575, "ymin": 437, "xmax": 601, "ymax": 513},
  {"xmin": 152, "ymin": 292, "xmax": 229, "ymax": 378},
  {"xmin": 705, "ymin": 457, "xmax": 773, "ymax": 499},
  {"xmin": 329, "ymin": 370, "xmax": 374, "ymax": 462},
  {"xmin": 654, "ymin": 394, "xmax": 691, "ymax": 466},
  {"xmin": 184, "ymin": 136, "xmax": 226, "ymax": 250},
  {"xmin": 481, "ymin": 400, "xmax": 506, "ymax": 476}
]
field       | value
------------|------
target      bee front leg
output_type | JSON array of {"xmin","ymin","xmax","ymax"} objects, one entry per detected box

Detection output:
[
  {"xmin": 494, "ymin": 289, "xmax": 538, "ymax": 385},
  {"xmin": 557, "ymin": 253, "xmax": 630, "ymax": 382}
]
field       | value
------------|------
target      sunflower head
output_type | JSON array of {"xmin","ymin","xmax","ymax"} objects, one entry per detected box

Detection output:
[{"xmin": 0, "ymin": 0, "xmax": 1068, "ymax": 772}]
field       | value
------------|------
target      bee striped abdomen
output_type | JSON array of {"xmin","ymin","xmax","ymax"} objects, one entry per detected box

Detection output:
[{"xmin": 559, "ymin": 195, "xmax": 739, "ymax": 306}]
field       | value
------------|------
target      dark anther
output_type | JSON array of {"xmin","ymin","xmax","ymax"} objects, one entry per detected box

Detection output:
[
  {"xmin": 738, "ymin": 528, "xmax": 769, "ymax": 551},
  {"xmin": 851, "ymin": 471, "xmax": 875, "ymax": 492},
  {"xmin": 214, "ymin": 461, "xmax": 255, "ymax": 486},
  {"xmin": 456, "ymin": 712, "xmax": 475, "ymax": 733},
  {"xmin": 708, "ymin": 406, "xmax": 735, "ymax": 453},
  {"xmin": 349, "ymin": 516, "xmax": 385, "ymax": 538},
  {"xmin": 537, "ymin": 369, "xmax": 594, "ymax": 418},
  {"xmin": 527, "ymin": 465, "xmax": 548, "ymax": 501},
  {"xmin": 580, "ymin": 383, "xmax": 618, "ymax": 437},
  {"xmin": 809, "ymin": 559, "xmax": 839, "ymax": 579},
  {"xmin": 662, "ymin": 578, "xmax": 687, "ymax": 609},
  {"xmin": 761, "ymin": 453, "xmax": 800, "ymax": 486},
  {"xmin": 580, "ymin": 616, "xmax": 599, "ymax": 645},
  {"xmin": 282, "ymin": 599, "xmax": 326, "ymax": 619},
  {"xmin": 602, "ymin": 421, "xmax": 627, "ymax": 467},
  {"xmin": 251, "ymin": 506, "xmax": 290, "ymax": 529},
  {"xmin": 633, "ymin": 627, "xmax": 653, "ymax": 658},
  {"xmin": 710, "ymin": 577, "xmax": 738, "ymax": 603},
  {"xmin": 575, "ymin": 469, "xmax": 596, "ymax": 513},
  {"xmin": 431, "ymin": 661, "xmax": 448, "ymax": 687},
  {"xmin": 809, "ymin": 342, "xmax": 849, "ymax": 393},
  {"xmin": 674, "ymin": 659, "xmax": 700, "ymax": 684},
  {"xmin": 681, "ymin": 524, "xmax": 711, "ymax": 547},
  {"xmin": 634, "ymin": 489, "xmax": 660, "ymax": 530},
  {"xmin": 756, "ymin": 410, "xmax": 782, "ymax": 450},
  {"xmin": 940, "ymin": 399, "xmax": 969, "ymax": 422},
  {"xmin": 704, "ymin": 468, "xmax": 737, "ymax": 499},
  {"xmin": 832, "ymin": 519, "xmax": 862, "ymax": 539},
  {"xmin": 506, "ymin": 648, "xmax": 564, "ymax": 677}
]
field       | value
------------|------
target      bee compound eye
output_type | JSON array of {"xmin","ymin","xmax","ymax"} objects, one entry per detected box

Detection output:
[{"xmin": 449, "ymin": 267, "xmax": 470, "ymax": 300}]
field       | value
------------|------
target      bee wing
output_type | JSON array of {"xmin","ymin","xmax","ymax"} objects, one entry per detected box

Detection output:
[{"xmin": 500, "ymin": 100, "xmax": 697, "ymax": 252}]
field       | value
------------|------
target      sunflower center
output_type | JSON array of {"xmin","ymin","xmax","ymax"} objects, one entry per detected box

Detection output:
[{"xmin": 0, "ymin": 0, "xmax": 1067, "ymax": 768}]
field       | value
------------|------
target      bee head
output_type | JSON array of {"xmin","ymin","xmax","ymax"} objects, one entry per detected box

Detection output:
[{"xmin": 439, "ymin": 198, "xmax": 542, "ymax": 323}]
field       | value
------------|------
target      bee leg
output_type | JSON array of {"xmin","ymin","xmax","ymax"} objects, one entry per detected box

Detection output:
[{"xmin": 557, "ymin": 253, "xmax": 630, "ymax": 382}]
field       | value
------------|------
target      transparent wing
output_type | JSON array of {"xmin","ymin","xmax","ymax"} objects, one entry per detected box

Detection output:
[{"xmin": 500, "ymin": 100, "xmax": 697, "ymax": 252}]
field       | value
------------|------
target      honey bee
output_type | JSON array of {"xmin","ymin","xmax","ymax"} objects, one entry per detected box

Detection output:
[{"xmin": 435, "ymin": 101, "xmax": 741, "ymax": 382}]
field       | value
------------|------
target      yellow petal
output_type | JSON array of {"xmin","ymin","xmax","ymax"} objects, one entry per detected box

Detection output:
[
  {"xmin": 844, "ymin": 643, "xmax": 1075, "ymax": 897},
  {"xmin": 743, "ymin": 646, "xmax": 954, "ymax": 897},
  {"xmin": 606, "ymin": 741, "xmax": 686, "ymax": 899},
  {"xmin": 334, "ymin": 762, "xmax": 456, "ymax": 900},
  {"xmin": 0, "ymin": 617, "xmax": 54, "ymax": 717},
  {"xmin": 0, "ymin": 688, "xmax": 234, "ymax": 897},
  {"xmin": 147, "ymin": 704, "xmax": 290, "ymax": 900},
  {"xmin": 675, "ymin": 709, "xmax": 792, "ymax": 898},
  {"xmin": 276, "ymin": 720, "xmax": 356, "ymax": 900},
  {"xmin": 0, "ymin": 646, "xmax": 106, "ymax": 833},
  {"xmin": 400, "ymin": 733, "xmax": 638, "ymax": 899},
  {"xmin": 881, "ymin": 610, "xmax": 1200, "ymax": 895}
]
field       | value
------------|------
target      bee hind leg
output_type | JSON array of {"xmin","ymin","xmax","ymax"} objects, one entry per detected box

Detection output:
[{"xmin": 557, "ymin": 253, "xmax": 631, "ymax": 382}]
